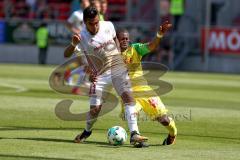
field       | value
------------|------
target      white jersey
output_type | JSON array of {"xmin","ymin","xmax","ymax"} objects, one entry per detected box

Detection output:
[
  {"xmin": 67, "ymin": 10, "xmax": 84, "ymax": 31},
  {"xmin": 78, "ymin": 21, "xmax": 126, "ymax": 75}
]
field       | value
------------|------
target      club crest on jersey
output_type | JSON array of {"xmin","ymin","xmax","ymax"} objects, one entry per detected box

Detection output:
[{"xmin": 89, "ymin": 39, "xmax": 116, "ymax": 52}]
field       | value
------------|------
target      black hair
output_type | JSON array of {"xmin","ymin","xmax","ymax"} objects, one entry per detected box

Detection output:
[
  {"xmin": 116, "ymin": 28, "xmax": 129, "ymax": 38},
  {"xmin": 83, "ymin": 6, "xmax": 99, "ymax": 22}
]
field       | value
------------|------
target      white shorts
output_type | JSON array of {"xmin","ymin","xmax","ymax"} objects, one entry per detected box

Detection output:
[{"xmin": 89, "ymin": 70, "xmax": 132, "ymax": 106}]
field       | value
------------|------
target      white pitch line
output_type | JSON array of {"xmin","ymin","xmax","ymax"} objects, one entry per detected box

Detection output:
[
  {"xmin": 0, "ymin": 82, "xmax": 28, "ymax": 93},
  {"xmin": 0, "ymin": 78, "xmax": 48, "ymax": 85}
]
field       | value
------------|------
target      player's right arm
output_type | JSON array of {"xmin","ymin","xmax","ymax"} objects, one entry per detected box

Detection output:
[
  {"xmin": 127, "ymin": 21, "xmax": 172, "ymax": 57},
  {"xmin": 147, "ymin": 21, "xmax": 172, "ymax": 52},
  {"xmin": 64, "ymin": 34, "xmax": 81, "ymax": 58},
  {"xmin": 132, "ymin": 21, "xmax": 172, "ymax": 57}
]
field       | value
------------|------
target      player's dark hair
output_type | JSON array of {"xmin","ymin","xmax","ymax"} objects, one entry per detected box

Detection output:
[
  {"xmin": 116, "ymin": 28, "xmax": 129, "ymax": 38},
  {"xmin": 83, "ymin": 6, "xmax": 99, "ymax": 22}
]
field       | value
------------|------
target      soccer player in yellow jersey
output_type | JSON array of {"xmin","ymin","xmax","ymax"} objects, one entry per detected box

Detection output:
[{"xmin": 117, "ymin": 21, "xmax": 177, "ymax": 145}]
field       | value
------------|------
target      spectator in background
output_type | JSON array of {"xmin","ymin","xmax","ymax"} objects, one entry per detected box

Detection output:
[
  {"xmin": 45, "ymin": 5, "xmax": 58, "ymax": 20},
  {"xmin": 170, "ymin": 0, "xmax": 185, "ymax": 31},
  {"xmin": 100, "ymin": 0, "xmax": 108, "ymax": 20},
  {"xmin": 66, "ymin": 0, "xmax": 90, "ymax": 34},
  {"xmin": 14, "ymin": 0, "xmax": 30, "ymax": 19},
  {"xmin": 26, "ymin": 0, "xmax": 37, "ymax": 19},
  {"xmin": 36, "ymin": 0, "xmax": 48, "ymax": 19},
  {"xmin": 36, "ymin": 23, "xmax": 49, "ymax": 65},
  {"xmin": 26, "ymin": 0, "xmax": 37, "ymax": 11},
  {"xmin": 90, "ymin": 0, "xmax": 104, "ymax": 20},
  {"xmin": 3, "ymin": 0, "xmax": 14, "ymax": 19}
]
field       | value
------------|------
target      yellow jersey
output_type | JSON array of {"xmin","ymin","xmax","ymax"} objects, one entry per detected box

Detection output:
[
  {"xmin": 120, "ymin": 43, "xmax": 168, "ymax": 119},
  {"xmin": 121, "ymin": 43, "xmax": 153, "ymax": 94}
]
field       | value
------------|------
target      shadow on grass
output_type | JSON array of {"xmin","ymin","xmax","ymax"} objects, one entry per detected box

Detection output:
[
  {"xmin": 81, "ymin": 141, "xmax": 133, "ymax": 148},
  {"xmin": 86, "ymin": 141, "xmax": 133, "ymax": 148},
  {"xmin": 0, "ymin": 136, "xmax": 123, "ymax": 147},
  {"xmin": 1, "ymin": 126, "xmax": 240, "ymax": 143},
  {"xmin": 0, "ymin": 126, "xmax": 83, "ymax": 131},
  {"xmin": 0, "ymin": 154, "xmax": 77, "ymax": 160},
  {"xmin": 0, "ymin": 136, "xmax": 134, "ymax": 148},
  {"xmin": 1, "ymin": 137, "xmax": 73, "ymax": 143}
]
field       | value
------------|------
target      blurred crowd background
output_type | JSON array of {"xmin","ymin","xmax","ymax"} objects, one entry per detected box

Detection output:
[{"xmin": 0, "ymin": 0, "xmax": 240, "ymax": 73}]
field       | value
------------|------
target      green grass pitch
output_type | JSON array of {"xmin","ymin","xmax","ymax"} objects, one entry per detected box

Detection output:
[{"xmin": 0, "ymin": 63, "xmax": 239, "ymax": 160}]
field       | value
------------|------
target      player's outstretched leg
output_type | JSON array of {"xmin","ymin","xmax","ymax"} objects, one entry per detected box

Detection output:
[
  {"xmin": 120, "ymin": 105, "xmax": 149, "ymax": 147},
  {"xmin": 74, "ymin": 129, "xmax": 92, "ymax": 143},
  {"xmin": 162, "ymin": 134, "xmax": 176, "ymax": 145},
  {"xmin": 156, "ymin": 115, "xmax": 177, "ymax": 145},
  {"xmin": 121, "ymin": 90, "xmax": 149, "ymax": 147},
  {"xmin": 130, "ymin": 131, "xmax": 149, "ymax": 148},
  {"xmin": 125, "ymin": 103, "xmax": 149, "ymax": 147},
  {"xmin": 74, "ymin": 105, "xmax": 102, "ymax": 143}
]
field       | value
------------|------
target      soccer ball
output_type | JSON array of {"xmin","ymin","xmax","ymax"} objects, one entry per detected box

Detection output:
[{"xmin": 107, "ymin": 126, "xmax": 127, "ymax": 145}]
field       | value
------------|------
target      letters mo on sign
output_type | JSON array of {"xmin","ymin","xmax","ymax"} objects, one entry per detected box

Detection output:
[{"xmin": 201, "ymin": 27, "xmax": 240, "ymax": 54}]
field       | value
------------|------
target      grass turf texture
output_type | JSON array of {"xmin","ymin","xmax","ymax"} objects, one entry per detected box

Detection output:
[{"xmin": 0, "ymin": 63, "xmax": 239, "ymax": 160}]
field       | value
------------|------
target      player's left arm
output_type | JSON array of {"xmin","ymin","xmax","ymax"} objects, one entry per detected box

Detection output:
[{"xmin": 147, "ymin": 21, "xmax": 172, "ymax": 52}]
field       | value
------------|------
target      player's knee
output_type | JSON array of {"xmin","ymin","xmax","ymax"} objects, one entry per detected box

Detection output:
[
  {"xmin": 121, "ymin": 91, "xmax": 135, "ymax": 105},
  {"xmin": 157, "ymin": 115, "xmax": 170, "ymax": 126},
  {"xmin": 90, "ymin": 105, "xmax": 102, "ymax": 117}
]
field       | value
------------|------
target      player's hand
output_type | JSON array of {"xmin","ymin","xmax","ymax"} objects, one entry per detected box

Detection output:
[
  {"xmin": 159, "ymin": 21, "xmax": 172, "ymax": 35},
  {"xmin": 71, "ymin": 34, "xmax": 81, "ymax": 46}
]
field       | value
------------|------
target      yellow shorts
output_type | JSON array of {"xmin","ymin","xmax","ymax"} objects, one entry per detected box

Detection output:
[{"xmin": 121, "ymin": 85, "xmax": 168, "ymax": 120}]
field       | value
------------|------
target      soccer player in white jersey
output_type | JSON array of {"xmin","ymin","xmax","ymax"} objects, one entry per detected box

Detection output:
[
  {"xmin": 66, "ymin": 0, "xmax": 90, "ymax": 34},
  {"xmin": 65, "ymin": 0, "xmax": 90, "ymax": 93},
  {"xmin": 64, "ymin": 6, "xmax": 148, "ymax": 147}
]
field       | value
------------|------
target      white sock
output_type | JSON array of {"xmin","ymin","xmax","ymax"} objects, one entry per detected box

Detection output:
[{"xmin": 125, "ymin": 104, "xmax": 139, "ymax": 133}]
